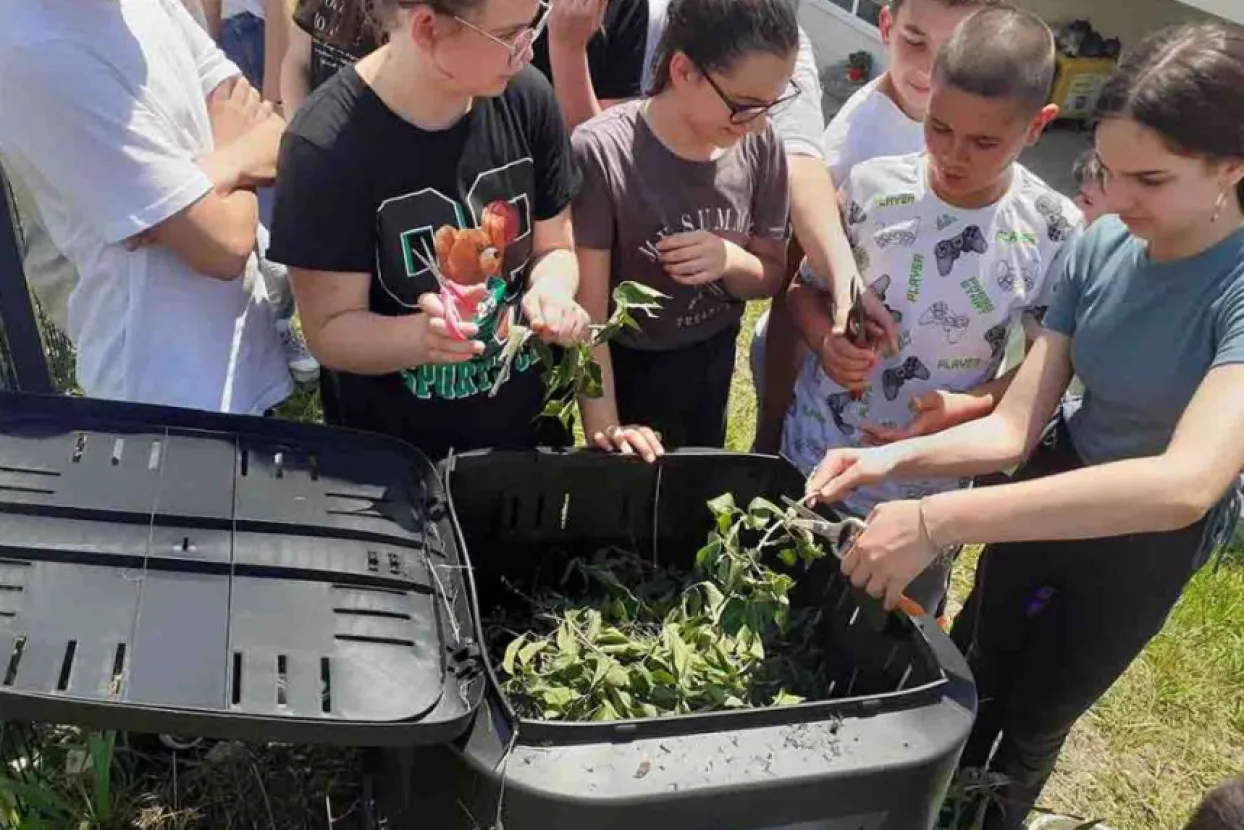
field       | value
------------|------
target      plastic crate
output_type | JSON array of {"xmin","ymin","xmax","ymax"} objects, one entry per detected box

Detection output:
[{"xmin": 372, "ymin": 449, "xmax": 976, "ymax": 830}]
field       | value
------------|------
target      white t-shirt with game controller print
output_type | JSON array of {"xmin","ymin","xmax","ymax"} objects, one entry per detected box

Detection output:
[{"xmin": 783, "ymin": 152, "xmax": 1083, "ymax": 517}]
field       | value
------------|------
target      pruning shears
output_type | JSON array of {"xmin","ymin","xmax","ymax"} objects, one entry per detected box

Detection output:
[
  {"xmin": 781, "ymin": 496, "xmax": 928, "ymax": 619},
  {"xmin": 844, "ymin": 276, "xmax": 869, "ymax": 400}
]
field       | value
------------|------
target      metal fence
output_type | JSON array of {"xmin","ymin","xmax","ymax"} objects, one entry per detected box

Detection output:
[{"xmin": 0, "ymin": 167, "xmax": 52, "ymax": 395}]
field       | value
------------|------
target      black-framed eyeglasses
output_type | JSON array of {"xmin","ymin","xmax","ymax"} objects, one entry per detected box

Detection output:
[
  {"xmin": 400, "ymin": 0, "xmax": 551, "ymax": 67},
  {"xmin": 693, "ymin": 61, "xmax": 802, "ymax": 124}
]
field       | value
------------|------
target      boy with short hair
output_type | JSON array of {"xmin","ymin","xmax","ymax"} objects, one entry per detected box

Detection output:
[
  {"xmin": 752, "ymin": 0, "xmax": 1001, "ymax": 451},
  {"xmin": 785, "ymin": 5, "xmax": 1083, "ymax": 612}
]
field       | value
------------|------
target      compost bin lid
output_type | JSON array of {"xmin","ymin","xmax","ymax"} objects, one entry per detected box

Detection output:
[{"xmin": 0, "ymin": 392, "xmax": 482, "ymax": 747}]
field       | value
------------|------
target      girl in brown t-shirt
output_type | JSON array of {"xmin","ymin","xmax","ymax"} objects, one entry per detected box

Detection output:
[{"xmin": 572, "ymin": 0, "xmax": 796, "ymax": 451}]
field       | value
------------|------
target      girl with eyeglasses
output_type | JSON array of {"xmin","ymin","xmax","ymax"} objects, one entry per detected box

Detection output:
[
  {"xmin": 267, "ymin": 0, "xmax": 601, "ymax": 462},
  {"xmin": 571, "ymin": 0, "xmax": 799, "ymax": 457}
]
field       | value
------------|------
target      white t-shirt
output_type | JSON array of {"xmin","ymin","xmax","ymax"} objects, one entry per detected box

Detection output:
[
  {"xmin": 783, "ymin": 153, "xmax": 1083, "ymax": 515},
  {"xmin": 0, "ymin": 0, "xmax": 291, "ymax": 414},
  {"xmin": 822, "ymin": 76, "xmax": 926, "ymax": 187}
]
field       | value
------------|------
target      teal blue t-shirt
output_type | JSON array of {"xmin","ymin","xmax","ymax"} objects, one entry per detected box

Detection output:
[{"xmin": 1043, "ymin": 216, "xmax": 1244, "ymax": 464}]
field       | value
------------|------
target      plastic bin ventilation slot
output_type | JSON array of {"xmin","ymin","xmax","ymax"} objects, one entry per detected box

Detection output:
[{"xmin": 0, "ymin": 392, "xmax": 482, "ymax": 746}]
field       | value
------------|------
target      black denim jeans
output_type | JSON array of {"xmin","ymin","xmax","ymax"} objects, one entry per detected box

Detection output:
[{"xmin": 950, "ymin": 419, "xmax": 1209, "ymax": 829}]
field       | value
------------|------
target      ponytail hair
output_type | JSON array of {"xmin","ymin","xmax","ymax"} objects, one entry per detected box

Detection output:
[
  {"xmin": 1095, "ymin": 22, "xmax": 1244, "ymax": 210},
  {"xmin": 648, "ymin": 0, "xmax": 799, "ymax": 95}
]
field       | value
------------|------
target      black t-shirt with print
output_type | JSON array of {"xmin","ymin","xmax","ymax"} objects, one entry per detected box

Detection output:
[
  {"xmin": 292, "ymin": 0, "xmax": 381, "ymax": 93},
  {"xmin": 268, "ymin": 66, "xmax": 578, "ymax": 461},
  {"xmin": 530, "ymin": 0, "xmax": 649, "ymax": 100}
]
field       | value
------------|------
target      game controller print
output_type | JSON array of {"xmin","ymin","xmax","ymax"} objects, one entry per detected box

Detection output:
[
  {"xmin": 882, "ymin": 356, "xmax": 931, "ymax": 401},
  {"xmin": 1035, "ymin": 194, "xmax": 1074, "ymax": 242},
  {"xmin": 934, "ymin": 225, "xmax": 988, "ymax": 276},
  {"xmin": 847, "ymin": 200, "xmax": 868, "ymax": 226},
  {"xmin": 873, "ymin": 218, "xmax": 921, "ymax": 250},
  {"xmin": 919, "ymin": 301, "xmax": 971, "ymax": 344},
  {"xmin": 826, "ymin": 391, "xmax": 856, "ymax": 436},
  {"xmin": 983, "ymin": 323, "xmax": 1008, "ymax": 359},
  {"xmin": 996, "ymin": 260, "xmax": 1036, "ymax": 293},
  {"xmin": 868, "ymin": 274, "xmax": 903, "ymax": 324}
]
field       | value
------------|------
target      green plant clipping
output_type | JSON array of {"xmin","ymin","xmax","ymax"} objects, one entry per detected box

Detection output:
[
  {"xmin": 493, "ymin": 281, "xmax": 666, "ymax": 429},
  {"xmin": 487, "ymin": 494, "xmax": 833, "ymax": 722}
]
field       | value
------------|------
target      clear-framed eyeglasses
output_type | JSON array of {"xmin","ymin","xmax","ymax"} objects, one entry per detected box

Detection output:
[{"xmin": 404, "ymin": 0, "xmax": 552, "ymax": 67}]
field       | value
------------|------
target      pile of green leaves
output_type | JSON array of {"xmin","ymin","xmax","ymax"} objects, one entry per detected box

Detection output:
[
  {"xmin": 487, "ymin": 494, "xmax": 832, "ymax": 722},
  {"xmin": 493, "ymin": 281, "xmax": 666, "ymax": 428}
]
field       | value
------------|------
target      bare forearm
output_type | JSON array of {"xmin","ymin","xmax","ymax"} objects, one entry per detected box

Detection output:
[
  {"xmin": 925, "ymin": 455, "xmax": 1211, "ymax": 548},
  {"xmin": 787, "ymin": 156, "xmax": 856, "ymax": 324},
  {"xmin": 202, "ymin": 0, "xmax": 223, "ymax": 38},
  {"xmin": 262, "ymin": 0, "xmax": 287, "ymax": 103},
  {"xmin": 722, "ymin": 241, "xmax": 784, "ymax": 300},
  {"xmin": 530, "ymin": 248, "xmax": 579, "ymax": 296},
  {"xmin": 788, "ymin": 278, "xmax": 834, "ymax": 353},
  {"xmin": 548, "ymin": 42, "xmax": 601, "ymax": 132},
  {"xmin": 309, "ymin": 311, "xmax": 425, "ymax": 375},
  {"xmin": 578, "ymin": 342, "xmax": 622, "ymax": 436},
  {"xmin": 954, "ymin": 366, "xmax": 1020, "ymax": 422},
  {"xmin": 281, "ymin": 28, "xmax": 313, "ymax": 114},
  {"xmin": 880, "ymin": 411, "xmax": 1028, "ymax": 482},
  {"xmin": 203, "ymin": 115, "xmax": 285, "ymax": 192}
]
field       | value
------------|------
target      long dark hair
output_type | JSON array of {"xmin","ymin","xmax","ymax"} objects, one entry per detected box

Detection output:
[
  {"xmin": 1095, "ymin": 22, "xmax": 1244, "ymax": 209},
  {"xmin": 648, "ymin": 0, "xmax": 799, "ymax": 95}
]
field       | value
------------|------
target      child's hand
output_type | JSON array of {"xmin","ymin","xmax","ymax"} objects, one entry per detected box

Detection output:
[
  {"xmin": 816, "ymin": 329, "xmax": 879, "ymax": 392},
  {"xmin": 592, "ymin": 423, "xmax": 665, "ymax": 463},
  {"xmin": 549, "ymin": 0, "xmax": 607, "ymax": 50},
  {"xmin": 835, "ymin": 284, "xmax": 900, "ymax": 356},
  {"xmin": 860, "ymin": 391, "xmax": 990, "ymax": 444},
  {"xmin": 413, "ymin": 290, "xmax": 487, "ymax": 364},
  {"xmin": 522, "ymin": 280, "xmax": 591, "ymax": 346},
  {"xmin": 804, "ymin": 444, "xmax": 903, "ymax": 506},
  {"xmin": 657, "ymin": 231, "xmax": 729, "ymax": 285}
]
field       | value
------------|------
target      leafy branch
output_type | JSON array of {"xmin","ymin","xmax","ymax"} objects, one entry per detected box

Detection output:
[
  {"xmin": 487, "ymin": 494, "xmax": 832, "ymax": 722},
  {"xmin": 493, "ymin": 282, "xmax": 666, "ymax": 429}
]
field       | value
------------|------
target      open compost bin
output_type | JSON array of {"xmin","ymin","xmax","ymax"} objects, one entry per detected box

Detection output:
[
  {"xmin": 370, "ymin": 450, "xmax": 977, "ymax": 830},
  {"xmin": 0, "ymin": 392, "xmax": 975, "ymax": 830}
]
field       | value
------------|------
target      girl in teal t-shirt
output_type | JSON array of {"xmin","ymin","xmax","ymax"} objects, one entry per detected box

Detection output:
[{"xmin": 803, "ymin": 22, "xmax": 1244, "ymax": 830}]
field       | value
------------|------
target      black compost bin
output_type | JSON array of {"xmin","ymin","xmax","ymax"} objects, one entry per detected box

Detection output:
[
  {"xmin": 0, "ymin": 391, "xmax": 485, "ymax": 746},
  {"xmin": 370, "ymin": 450, "xmax": 976, "ymax": 830},
  {"xmin": 0, "ymin": 393, "xmax": 975, "ymax": 830}
]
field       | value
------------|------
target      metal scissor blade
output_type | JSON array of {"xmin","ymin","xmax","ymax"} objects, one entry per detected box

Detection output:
[
  {"xmin": 780, "ymin": 496, "xmax": 928, "ymax": 620},
  {"xmin": 781, "ymin": 496, "xmax": 865, "ymax": 560}
]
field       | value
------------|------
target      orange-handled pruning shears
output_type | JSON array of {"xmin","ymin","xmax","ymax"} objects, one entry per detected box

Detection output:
[{"xmin": 781, "ymin": 496, "xmax": 928, "ymax": 619}]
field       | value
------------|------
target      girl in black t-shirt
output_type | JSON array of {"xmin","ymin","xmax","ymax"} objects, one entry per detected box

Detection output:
[
  {"xmin": 269, "ymin": 0, "xmax": 655, "ymax": 462},
  {"xmin": 282, "ymin": 0, "xmax": 383, "ymax": 114}
]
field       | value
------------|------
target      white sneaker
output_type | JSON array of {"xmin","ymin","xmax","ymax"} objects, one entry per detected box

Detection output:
[{"xmin": 277, "ymin": 318, "xmax": 320, "ymax": 384}]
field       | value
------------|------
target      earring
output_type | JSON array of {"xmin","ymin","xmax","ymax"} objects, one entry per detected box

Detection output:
[{"xmin": 1212, "ymin": 190, "xmax": 1228, "ymax": 224}]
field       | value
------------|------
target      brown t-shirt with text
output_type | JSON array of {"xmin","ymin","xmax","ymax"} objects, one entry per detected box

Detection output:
[{"xmin": 572, "ymin": 101, "xmax": 790, "ymax": 350}]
